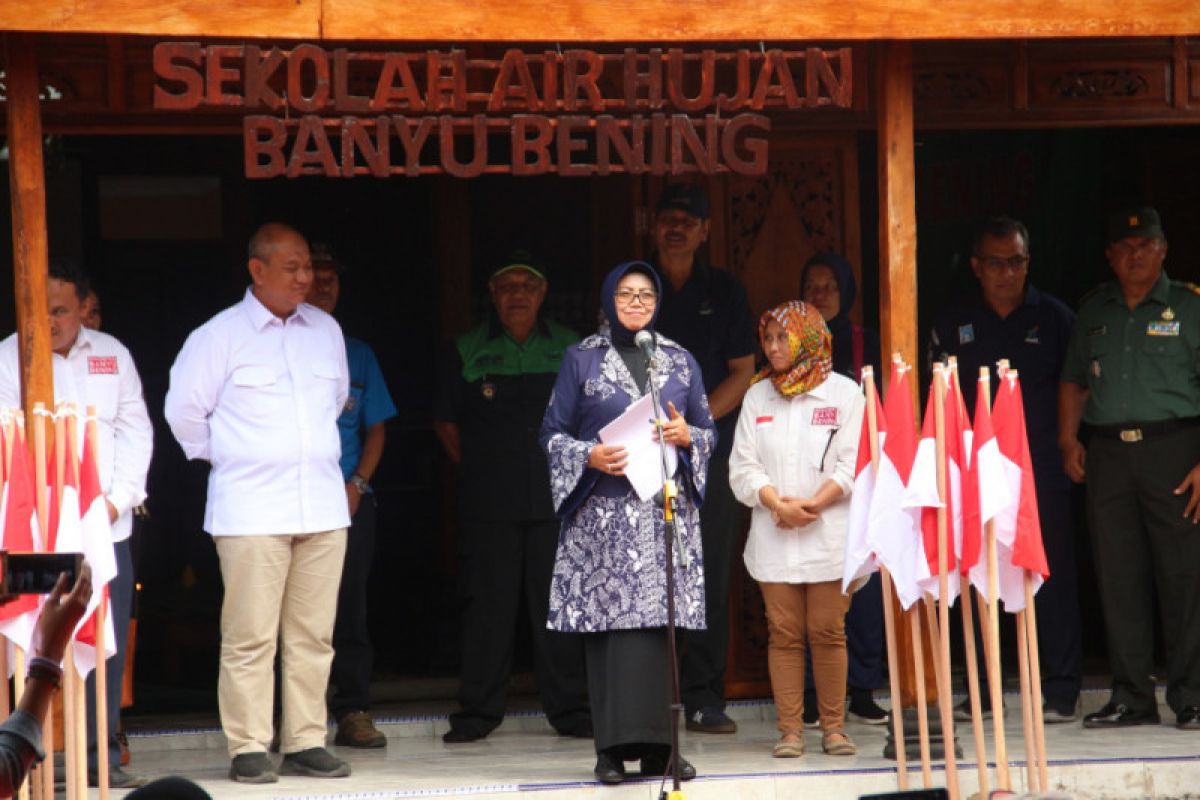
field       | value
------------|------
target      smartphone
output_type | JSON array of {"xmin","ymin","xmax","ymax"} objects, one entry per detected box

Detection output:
[{"xmin": 0, "ymin": 552, "xmax": 83, "ymax": 595}]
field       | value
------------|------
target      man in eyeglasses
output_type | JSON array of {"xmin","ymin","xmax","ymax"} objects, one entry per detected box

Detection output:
[
  {"xmin": 1061, "ymin": 207, "xmax": 1200, "ymax": 731},
  {"xmin": 433, "ymin": 252, "xmax": 591, "ymax": 744},
  {"xmin": 649, "ymin": 184, "xmax": 757, "ymax": 735},
  {"xmin": 927, "ymin": 215, "xmax": 1082, "ymax": 724}
]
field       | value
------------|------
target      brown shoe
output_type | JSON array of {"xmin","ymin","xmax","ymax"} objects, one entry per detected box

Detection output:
[
  {"xmin": 335, "ymin": 711, "xmax": 387, "ymax": 749},
  {"xmin": 117, "ymin": 730, "xmax": 131, "ymax": 766}
]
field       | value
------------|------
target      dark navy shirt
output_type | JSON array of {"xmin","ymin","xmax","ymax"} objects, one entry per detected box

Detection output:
[
  {"xmin": 651, "ymin": 258, "xmax": 757, "ymax": 457},
  {"xmin": 927, "ymin": 285, "xmax": 1075, "ymax": 486}
]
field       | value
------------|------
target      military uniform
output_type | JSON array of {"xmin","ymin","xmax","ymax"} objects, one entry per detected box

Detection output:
[
  {"xmin": 433, "ymin": 316, "xmax": 591, "ymax": 739},
  {"xmin": 1062, "ymin": 269, "xmax": 1200, "ymax": 715}
]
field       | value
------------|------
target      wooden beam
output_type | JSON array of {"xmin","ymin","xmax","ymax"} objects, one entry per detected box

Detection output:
[
  {"xmin": 1, "ymin": 0, "xmax": 1198, "ymax": 41},
  {"xmin": 5, "ymin": 33, "xmax": 56, "ymax": 425},
  {"xmin": 876, "ymin": 40, "xmax": 919, "ymax": 382}
]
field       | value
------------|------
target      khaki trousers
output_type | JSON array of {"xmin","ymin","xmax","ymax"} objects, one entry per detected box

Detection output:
[
  {"xmin": 215, "ymin": 530, "xmax": 347, "ymax": 757},
  {"xmin": 760, "ymin": 580, "xmax": 850, "ymax": 734}
]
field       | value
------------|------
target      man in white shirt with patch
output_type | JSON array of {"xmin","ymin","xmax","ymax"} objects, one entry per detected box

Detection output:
[
  {"xmin": 0, "ymin": 258, "xmax": 153, "ymax": 789},
  {"xmin": 165, "ymin": 223, "xmax": 351, "ymax": 784}
]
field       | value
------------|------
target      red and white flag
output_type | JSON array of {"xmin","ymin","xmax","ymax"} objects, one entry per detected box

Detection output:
[
  {"xmin": 843, "ymin": 373, "xmax": 883, "ymax": 591},
  {"xmin": 988, "ymin": 370, "xmax": 1049, "ymax": 610},
  {"xmin": 0, "ymin": 425, "xmax": 43, "ymax": 657},
  {"xmin": 962, "ymin": 374, "xmax": 1013, "ymax": 595},
  {"xmin": 867, "ymin": 361, "xmax": 928, "ymax": 609},
  {"xmin": 71, "ymin": 414, "xmax": 118, "ymax": 677},
  {"xmin": 905, "ymin": 369, "xmax": 968, "ymax": 603}
]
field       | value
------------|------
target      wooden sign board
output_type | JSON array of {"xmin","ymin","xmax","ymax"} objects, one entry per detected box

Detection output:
[{"xmin": 152, "ymin": 43, "xmax": 854, "ymax": 177}]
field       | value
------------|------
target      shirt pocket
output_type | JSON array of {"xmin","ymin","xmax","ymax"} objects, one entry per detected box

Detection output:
[
  {"xmin": 1141, "ymin": 332, "xmax": 1189, "ymax": 385},
  {"xmin": 309, "ymin": 359, "xmax": 342, "ymax": 413},
  {"xmin": 1084, "ymin": 335, "xmax": 1112, "ymax": 392},
  {"xmin": 807, "ymin": 427, "xmax": 839, "ymax": 477}
]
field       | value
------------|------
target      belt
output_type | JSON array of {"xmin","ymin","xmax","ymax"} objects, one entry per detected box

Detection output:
[{"xmin": 1089, "ymin": 416, "xmax": 1200, "ymax": 443}]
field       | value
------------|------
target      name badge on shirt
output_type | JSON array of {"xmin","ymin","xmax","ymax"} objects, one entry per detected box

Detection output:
[
  {"xmin": 755, "ymin": 415, "xmax": 774, "ymax": 428},
  {"xmin": 1147, "ymin": 320, "xmax": 1181, "ymax": 336},
  {"xmin": 812, "ymin": 407, "xmax": 839, "ymax": 426},
  {"xmin": 958, "ymin": 324, "xmax": 975, "ymax": 344},
  {"xmin": 88, "ymin": 356, "xmax": 118, "ymax": 375},
  {"xmin": 1024, "ymin": 325, "xmax": 1040, "ymax": 344}
]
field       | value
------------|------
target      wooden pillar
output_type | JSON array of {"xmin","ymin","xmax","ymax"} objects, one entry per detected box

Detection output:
[
  {"xmin": 876, "ymin": 40, "xmax": 937, "ymax": 708},
  {"xmin": 876, "ymin": 40, "xmax": 919, "ymax": 381},
  {"xmin": 5, "ymin": 33, "xmax": 55, "ymax": 421}
]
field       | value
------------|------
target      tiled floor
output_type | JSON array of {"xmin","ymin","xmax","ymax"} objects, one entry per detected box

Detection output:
[{"xmin": 72, "ymin": 689, "xmax": 1200, "ymax": 798}]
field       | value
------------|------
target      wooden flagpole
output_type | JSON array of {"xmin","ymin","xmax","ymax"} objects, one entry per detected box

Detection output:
[
  {"xmin": 946, "ymin": 358, "xmax": 990, "ymax": 796},
  {"xmin": 1024, "ymin": 574, "xmax": 1049, "ymax": 790},
  {"xmin": 908, "ymin": 604, "xmax": 934, "ymax": 787},
  {"xmin": 865, "ymin": 367, "xmax": 908, "ymax": 791},
  {"xmin": 85, "ymin": 408, "xmax": 113, "ymax": 800},
  {"xmin": 930, "ymin": 364, "xmax": 960, "ymax": 800},
  {"xmin": 55, "ymin": 409, "xmax": 81, "ymax": 800},
  {"xmin": 65, "ymin": 409, "xmax": 90, "ymax": 800},
  {"xmin": 30, "ymin": 405, "xmax": 51, "ymax": 800},
  {"xmin": 0, "ymin": 413, "xmax": 12, "ymax": 719},
  {"xmin": 1016, "ymin": 609, "xmax": 1038, "ymax": 791},
  {"xmin": 978, "ymin": 368, "xmax": 1011, "ymax": 789}
]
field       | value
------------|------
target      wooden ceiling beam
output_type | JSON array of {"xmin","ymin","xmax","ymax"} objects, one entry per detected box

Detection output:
[{"xmin": 1, "ymin": 0, "xmax": 1198, "ymax": 42}]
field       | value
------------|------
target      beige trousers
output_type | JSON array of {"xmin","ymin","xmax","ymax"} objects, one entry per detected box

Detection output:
[
  {"xmin": 215, "ymin": 530, "xmax": 347, "ymax": 757},
  {"xmin": 760, "ymin": 580, "xmax": 850, "ymax": 734}
]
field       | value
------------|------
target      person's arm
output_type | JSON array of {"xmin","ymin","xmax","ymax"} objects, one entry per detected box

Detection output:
[
  {"xmin": 0, "ymin": 565, "xmax": 92, "ymax": 795},
  {"xmin": 347, "ymin": 422, "xmax": 386, "ymax": 517},
  {"xmin": 164, "ymin": 327, "xmax": 223, "ymax": 462},
  {"xmin": 1058, "ymin": 381, "xmax": 1089, "ymax": 483},
  {"xmin": 707, "ymin": 354, "xmax": 755, "ymax": 421},
  {"xmin": 106, "ymin": 348, "xmax": 153, "ymax": 523},
  {"xmin": 433, "ymin": 421, "xmax": 461, "ymax": 464}
]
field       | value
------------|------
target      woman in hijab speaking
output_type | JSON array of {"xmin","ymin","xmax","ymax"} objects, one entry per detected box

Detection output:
[
  {"xmin": 539, "ymin": 261, "xmax": 715, "ymax": 785},
  {"xmin": 729, "ymin": 301, "xmax": 864, "ymax": 758}
]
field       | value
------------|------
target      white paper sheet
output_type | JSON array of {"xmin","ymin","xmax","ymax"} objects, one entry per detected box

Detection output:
[{"xmin": 598, "ymin": 393, "xmax": 679, "ymax": 502}]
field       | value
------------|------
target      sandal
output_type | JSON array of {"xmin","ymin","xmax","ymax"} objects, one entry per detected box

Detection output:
[
  {"xmin": 822, "ymin": 731, "xmax": 857, "ymax": 756},
  {"xmin": 772, "ymin": 732, "xmax": 805, "ymax": 758}
]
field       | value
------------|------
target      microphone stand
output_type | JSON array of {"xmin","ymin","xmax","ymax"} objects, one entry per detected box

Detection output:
[{"xmin": 643, "ymin": 347, "xmax": 688, "ymax": 800}]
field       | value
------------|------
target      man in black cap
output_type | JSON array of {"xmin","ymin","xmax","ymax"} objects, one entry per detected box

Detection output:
[
  {"xmin": 1060, "ymin": 206, "xmax": 1200, "ymax": 730},
  {"xmin": 433, "ymin": 252, "xmax": 592, "ymax": 743},
  {"xmin": 650, "ymin": 184, "xmax": 757, "ymax": 734}
]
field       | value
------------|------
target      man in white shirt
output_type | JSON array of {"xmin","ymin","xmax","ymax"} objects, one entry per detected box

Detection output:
[
  {"xmin": 0, "ymin": 258, "xmax": 153, "ymax": 789},
  {"xmin": 164, "ymin": 223, "xmax": 351, "ymax": 784}
]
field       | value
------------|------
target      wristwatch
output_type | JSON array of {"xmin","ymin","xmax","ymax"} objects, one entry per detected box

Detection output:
[{"xmin": 349, "ymin": 474, "xmax": 370, "ymax": 494}]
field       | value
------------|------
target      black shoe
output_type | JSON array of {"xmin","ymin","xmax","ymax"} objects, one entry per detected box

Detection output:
[
  {"xmin": 555, "ymin": 717, "xmax": 594, "ymax": 738},
  {"xmin": 802, "ymin": 691, "xmax": 819, "ymax": 726},
  {"xmin": 953, "ymin": 696, "xmax": 996, "ymax": 722},
  {"xmin": 593, "ymin": 753, "xmax": 626, "ymax": 785},
  {"xmin": 1082, "ymin": 702, "xmax": 1160, "ymax": 729},
  {"xmin": 1043, "ymin": 699, "xmax": 1080, "ymax": 724},
  {"xmin": 848, "ymin": 689, "xmax": 889, "ymax": 725},
  {"xmin": 279, "ymin": 747, "xmax": 351, "ymax": 778},
  {"xmin": 229, "ymin": 753, "xmax": 279, "ymax": 784},
  {"xmin": 685, "ymin": 707, "xmax": 737, "ymax": 733},
  {"xmin": 88, "ymin": 765, "xmax": 150, "ymax": 789},
  {"xmin": 443, "ymin": 725, "xmax": 486, "ymax": 743},
  {"xmin": 640, "ymin": 752, "xmax": 696, "ymax": 781},
  {"xmin": 1176, "ymin": 706, "xmax": 1200, "ymax": 730}
]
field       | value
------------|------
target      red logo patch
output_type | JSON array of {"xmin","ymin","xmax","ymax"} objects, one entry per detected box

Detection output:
[
  {"xmin": 755, "ymin": 415, "xmax": 774, "ymax": 425},
  {"xmin": 811, "ymin": 407, "xmax": 838, "ymax": 426},
  {"xmin": 88, "ymin": 356, "xmax": 118, "ymax": 375}
]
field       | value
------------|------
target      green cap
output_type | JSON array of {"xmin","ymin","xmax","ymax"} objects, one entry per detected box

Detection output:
[
  {"xmin": 490, "ymin": 249, "xmax": 546, "ymax": 281},
  {"xmin": 1107, "ymin": 207, "xmax": 1164, "ymax": 243}
]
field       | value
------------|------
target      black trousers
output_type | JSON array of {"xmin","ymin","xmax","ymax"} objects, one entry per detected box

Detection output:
[
  {"xmin": 1088, "ymin": 427, "xmax": 1200, "ymax": 714},
  {"xmin": 87, "ymin": 538, "xmax": 134, "ymax": 770},
  {"xmin": 450, "ymin": 518, "xmax": 590, "ymax": 735},
  {"xmin": 680, "ymin": 456, "xmax": 740, "ymax": 714},
  {"xmin": 966, "ymin": 481, "xmax": 1083, "ymax": 710},
  {"xmin": 329, "ymin": 495, "xmax": 377, "ymax": 718}
]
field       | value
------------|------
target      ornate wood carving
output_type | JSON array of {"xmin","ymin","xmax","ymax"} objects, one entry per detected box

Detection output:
[{"xmin": 1050, "ymin": 68, "xmax": 1151, "ymax": 99}]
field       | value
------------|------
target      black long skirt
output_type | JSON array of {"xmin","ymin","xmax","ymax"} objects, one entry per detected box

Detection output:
[{"xmin": 585, "ymin": 628, "xmax": 672, "ymax": 758}]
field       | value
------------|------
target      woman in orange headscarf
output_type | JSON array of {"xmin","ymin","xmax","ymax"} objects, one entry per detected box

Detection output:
[{"xmin": 728, "ymin": 301, "xmax": 865, "ymax": 758}]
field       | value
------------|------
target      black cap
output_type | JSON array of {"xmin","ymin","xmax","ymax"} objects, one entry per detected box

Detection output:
[
  {"xmin": 310, "ymin": 243, "xmax": 345, "ymax": 273},
  {"xmin": 656, "ymin": 184, "xmax": 710, "ymax": 220},
  {"xmin": 1107, "ymin": 207, "xmax": 1164, "ymax": 243}
]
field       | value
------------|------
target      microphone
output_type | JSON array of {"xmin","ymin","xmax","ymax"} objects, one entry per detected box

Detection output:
[{"xmin": 634, "ymin": 329, "xmax": 656, "ymax": 361}]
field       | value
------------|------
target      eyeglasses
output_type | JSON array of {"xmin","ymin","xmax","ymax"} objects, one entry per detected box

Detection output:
[
  {"xmin": 614, "ymin": 289, "xmax": 658, "ymax": 306},
  {"xmin": 656, "ymin": 213, "xmax": 702, "ymax": 231},
  {"xmin": 1109, "ymin": 239, "xmax": 1162, "ymax": 258},
  {"xmin": 978, "ymin": 254, "xmax": 1030, "ymax": 273}
]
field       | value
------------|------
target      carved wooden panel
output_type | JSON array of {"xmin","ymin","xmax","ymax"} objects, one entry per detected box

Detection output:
[
  {"xmin": 1191, "ymin": 60, "xmax": 1200, "ymax": 103},
  {"xmin": 915, "ymin": 62, "xmax": 1010, "ymax": 112},
  {"xmin": 1030, "ymin": 60, "xmax": 1169, "ymax": 108}
]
